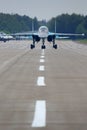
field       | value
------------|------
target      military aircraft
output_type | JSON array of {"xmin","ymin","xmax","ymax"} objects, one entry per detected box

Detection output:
[
  {"xmin": 13, "ymin": 26, "xmax": 84, "ymax": 49},
  {"xmin": 0, "ymin": 32, "xmax": 13, "ymax": 42}
]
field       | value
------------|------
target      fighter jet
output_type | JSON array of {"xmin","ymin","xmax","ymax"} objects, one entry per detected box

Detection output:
[
  {"xmin": 0, "ymin": 32, "xmax": 13, "ymax": 42},
  {"xmin": 13, "ymin": 26, "xmax": 84, "ymax": 49}
]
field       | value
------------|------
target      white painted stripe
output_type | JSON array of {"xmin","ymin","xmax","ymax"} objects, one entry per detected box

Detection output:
[
  {"xmin": 32, "ymin": 100, "xmax": 46, "ymax": 127},
  {"xmin": 41, "ymin": 55, "xmax": 45, "ymax": 58},
  {"xmin": 41, "ymin": 50, "xmax": 44, "ymax": 55},
  {"xmin": 37, "ymin": 76, "xmax": 45, "ymax": 86},
  {"xmin": 40, "ymin": 59, "xmax": 45, "ymax": 63},
  {"xmin": 39, "ymin": 65, "xmax": 45, "ymax": 71}
]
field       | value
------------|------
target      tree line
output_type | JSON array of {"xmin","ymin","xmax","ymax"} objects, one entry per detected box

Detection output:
[
  {"xmin": 47, "ymin": 14, "xmax": 87, "ymax": 37},
  {"xmin": 0, "ymin": 13, "xmax": 87, "ymax": 37},
  {"xmin": 0, "ymin": 13, "xmax": 39, "ymax": 33}
]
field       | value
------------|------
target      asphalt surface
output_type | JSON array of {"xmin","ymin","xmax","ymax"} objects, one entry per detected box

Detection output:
[{"xmin": 0, "ymin": 40, "xmax": 87, "ymax": 130}]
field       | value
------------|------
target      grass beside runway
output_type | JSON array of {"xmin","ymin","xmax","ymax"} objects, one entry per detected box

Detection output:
[{"xmin": 76, "ymin": 39, "xmax": 87, "ymax": 44}]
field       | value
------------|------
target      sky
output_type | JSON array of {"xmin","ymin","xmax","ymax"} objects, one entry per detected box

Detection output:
[{"xmin": 0, "ymin": 0, "xmax": 87, "ymax": 20}]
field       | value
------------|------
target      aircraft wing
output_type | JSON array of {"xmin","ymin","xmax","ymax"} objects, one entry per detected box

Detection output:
[
  {"xmin": 12, "ymin": 31, "xmax": 38, "ymax": 37},
  {"xmin": 49, "ymin": 32, "xmax": 85, "ymax": 39},
  {"xmin": 12, "ymin": 30, "xmax": 85, "ymax": 39},
  {"xmin": 12, "ymin": 31, "xmax": 39, "ymax": 40}
]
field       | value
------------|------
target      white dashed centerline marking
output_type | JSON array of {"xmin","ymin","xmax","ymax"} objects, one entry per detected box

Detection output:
[
  {"xmin": 41, "ymin": 50, "xmax": 45, "ymax": 55},
  {"xmin": 37, "ymin": 76, "xmax": 46, "ymax": 86},
  {"xmin": 40, "ymin": 55, "xmax": 45, "ymax": 58},
  {"xmin": 40, "ymin": 59, "xmax": 45, "ymax": 63},
  {"xmin": 32, "ymin": 100, "xmax": 46, "ymax": 127},
  {"xmin": 39, "ymin": 65, "xmax": 45, "ymax": 71}
]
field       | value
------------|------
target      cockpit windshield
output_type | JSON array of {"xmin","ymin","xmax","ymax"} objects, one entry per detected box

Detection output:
[{"xmin": 39, "ymin": 26, "xmax": 48, "ymax": 33}]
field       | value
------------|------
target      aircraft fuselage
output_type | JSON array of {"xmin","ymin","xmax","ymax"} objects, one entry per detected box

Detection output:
[{"xmin": 38, "ymin": 26, "xmax": 49, "ymax": 38}]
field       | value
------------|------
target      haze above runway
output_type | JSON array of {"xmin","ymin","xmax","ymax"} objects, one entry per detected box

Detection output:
[{"xmin": 0, "ymin": 40, "xmax": 87, "ymax": 130}]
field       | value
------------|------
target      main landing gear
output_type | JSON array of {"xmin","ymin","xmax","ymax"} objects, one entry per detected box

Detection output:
[
  {"xmin": 30, "ymin": 44, "xmax": 35, "ymax": 49},
  {"xmin": 53, "ymin": 44, "xmax": 57, "ymax": 49},
  {"xmin": 30, "ymin": 39, "xmax": 35, "ymax": 49},
  {"xmin": 53, "ymin": 39, "xmax": 57, "ymax": 49}
]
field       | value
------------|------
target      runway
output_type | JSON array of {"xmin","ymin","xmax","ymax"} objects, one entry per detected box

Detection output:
[{"xmin": 0, "ymin": 40, "xmax": 87, "ymax": 130}]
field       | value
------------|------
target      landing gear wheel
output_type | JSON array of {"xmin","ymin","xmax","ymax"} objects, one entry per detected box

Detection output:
[
  {"xmin": 30, "ymin": 44, "xmax": 35, "ymax": 49},
  {"xmin": 53, "ymin": 44, "xmax": 57, "ymax": 49},
  {"xmin": 41, "ymin": 45, "xmax": 46, "ymax": 49}
]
